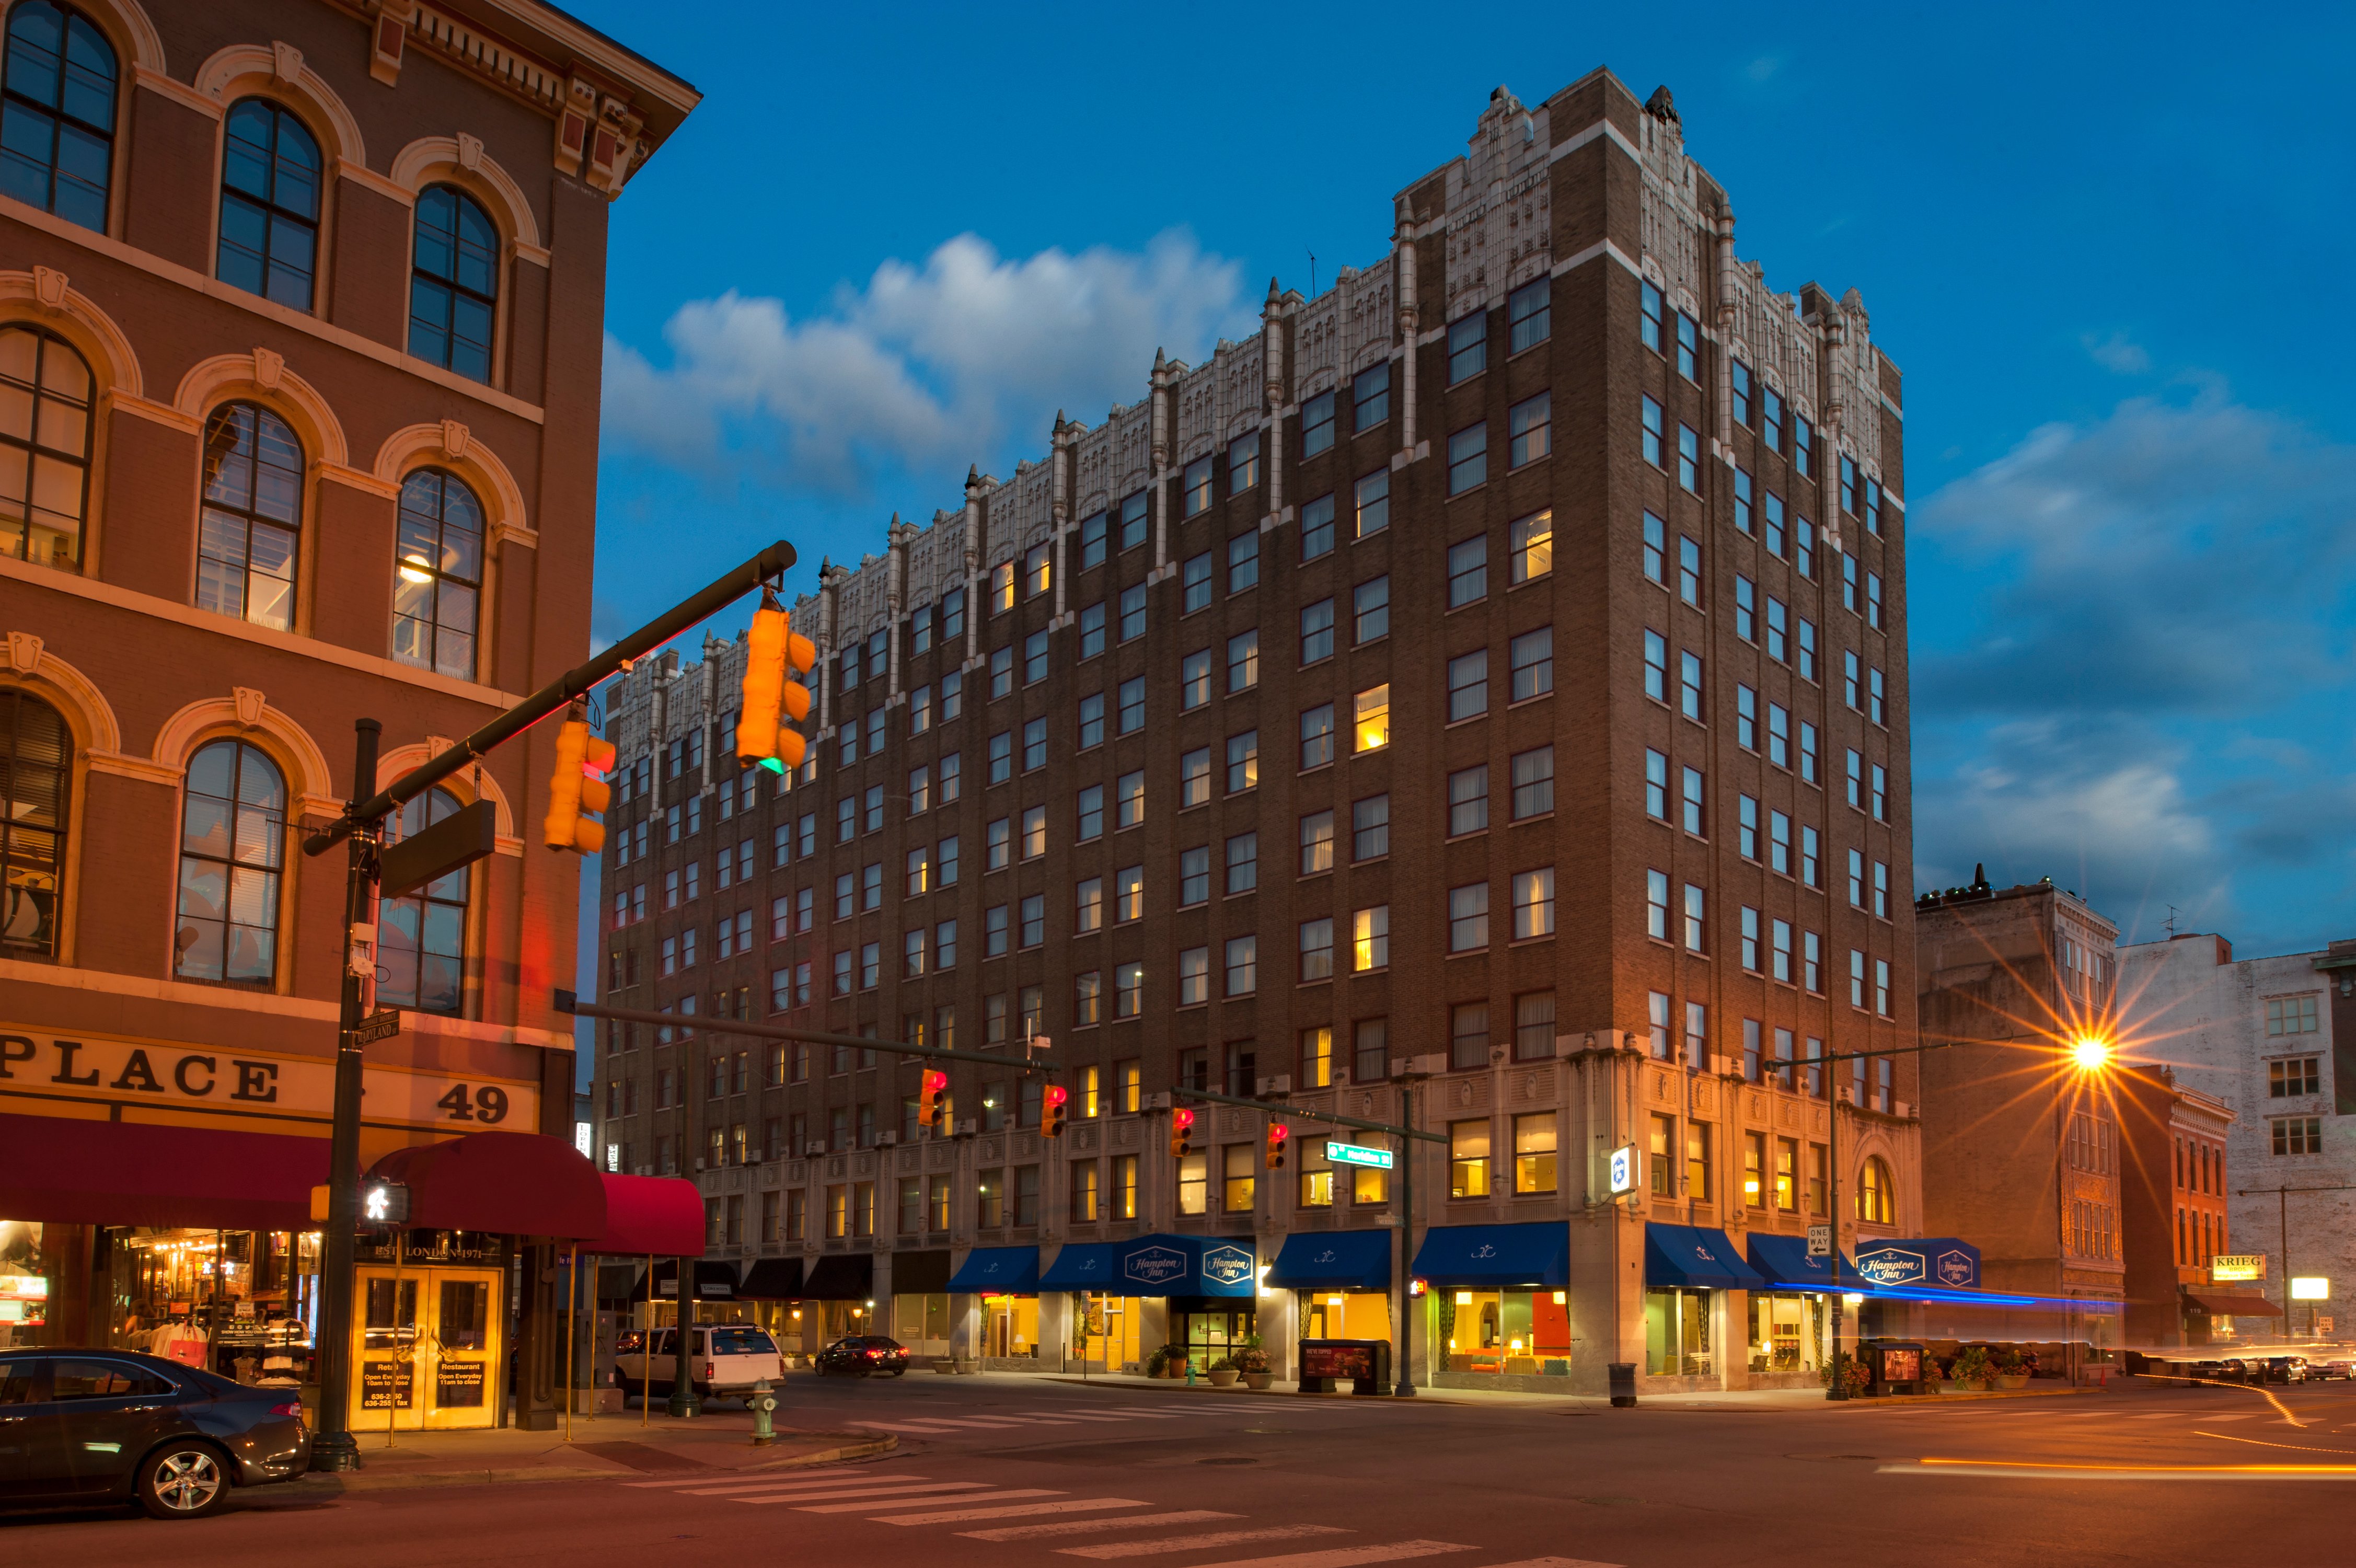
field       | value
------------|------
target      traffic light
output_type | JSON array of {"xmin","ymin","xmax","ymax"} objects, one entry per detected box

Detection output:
[
  {"xmin": 917, "ymin": 1069, "xmax": 948, "ymax": 1131},
  {"xmin": 738, "ymin": 597, "xmax": 817, "ymax": 775},
  {"xmin": 1169, "ymin": 1106, "xmax": 1195, "ymax": 1159},
  {"xmin": 1264, "ymin": 1122, "xmax": 1289, "ymax": 1170},
  {"xmin": 1041, "ymin": 1083, "xmax": 1069, "ymax": 1139},
  {"xmin": 542, "ymin": 703, "xmax": 616, "ymax": 853}
]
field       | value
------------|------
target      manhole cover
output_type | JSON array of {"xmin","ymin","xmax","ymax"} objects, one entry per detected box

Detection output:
[{"xmin": 1198, "ymin": 1456, "xmax": 1257, "ymax": 1466}]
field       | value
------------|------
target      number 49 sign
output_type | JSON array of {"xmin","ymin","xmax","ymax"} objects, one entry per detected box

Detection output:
[
  {"xmin": 434, "ymin": 1083, "xmax": 513, "ymax": 1123},
  {"xmin": 361, "ymin": 1067, "xmax": 536, "ymax": 1129}
]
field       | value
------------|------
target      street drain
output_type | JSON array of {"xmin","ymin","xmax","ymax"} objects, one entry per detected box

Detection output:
[{"xmin": 1198, "ymin": 1456, "xmax": 1258, "ymax": 1466}]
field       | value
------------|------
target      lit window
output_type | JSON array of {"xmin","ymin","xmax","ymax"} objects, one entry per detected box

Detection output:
[{"xmin": 1353, "ymin": 685, "xmax": 1390, "ymax": 752}]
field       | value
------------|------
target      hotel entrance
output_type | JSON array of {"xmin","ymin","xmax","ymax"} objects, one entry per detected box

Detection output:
[
  {"xmin": 352, "ymin": 1261, "xmax": 504, "ymax": 1432},
  {"xmin": 1170, "ymin": 1300, "xmax": 1254, "ymax": 1375}
]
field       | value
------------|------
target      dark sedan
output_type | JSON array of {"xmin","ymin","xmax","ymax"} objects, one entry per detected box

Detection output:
[
  {"xmin": 0, "ymin": 1349, "xmax": 310, "ymax": 1519},
  {"xmin": 812, "ymin": 1335, "xmax": 911, "ymax": 1377}
]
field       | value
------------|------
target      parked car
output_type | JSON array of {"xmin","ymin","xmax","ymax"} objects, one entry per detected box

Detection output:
[
  {"xmin": 0, "ymin": 1348, "xmax": 310, "ymax": 1519},
  {"xmin": 813, "ymin": 1335, "xmax": 911, "ymax": 1377},
  {"xmin": 2313, "ymin": 1357, "xmax": 2354, "ymax": 1381},
  {"xmin": 612, "ymin": 1325, "xmax": 786, "ymax": 1403}
]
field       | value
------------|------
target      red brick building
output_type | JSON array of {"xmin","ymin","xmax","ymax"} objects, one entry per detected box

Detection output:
[
  {"xmin": 0, "ymin": 0, "xmax": 693, "ymax": 1427},
  {"xmin": 593, "ymin": 74, "xmax": 1920, "ymax": 1394},
  {"xmin": 2116, "ymin": 1059, "xmax": 2239, "ymax": 1348}
]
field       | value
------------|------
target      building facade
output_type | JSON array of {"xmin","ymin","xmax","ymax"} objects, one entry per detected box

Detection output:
[
  {"xmin": 2114, "ymin": 1055, "xmax": 2242, "ymax": 1348},
  {"xmin": 2118, "ymin": 930, "xmax": 2353, "ymax": 1343},
  {"xmin": 0, "ymin": 0, "xmax": 694, "ymax": 1425},
  {"xmin": 591, "ymin": 71, "xmax": 1919, "ymax": 1394},
  {"xmin": 1916, "ymin": 874, "xmax": 2127, "ymax": 1358}
]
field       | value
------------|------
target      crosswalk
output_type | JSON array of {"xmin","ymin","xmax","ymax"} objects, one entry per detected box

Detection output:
[
  {"xmin": 619, "ymin": 1468, "xmax": 1621, "ymax": 1566},
  {"xmin": 846, "ymin": 1403, "xmax": 1340, "ymax": 1437}
]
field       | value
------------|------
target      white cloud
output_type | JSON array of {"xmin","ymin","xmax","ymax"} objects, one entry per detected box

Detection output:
[
  {"xmin": 602, "ymin": 230, "xmax": 1254, "ymax": 497},
  {"xmin": 2080, "ymin": 330, "xmax": 2151, "ymax": 374}
]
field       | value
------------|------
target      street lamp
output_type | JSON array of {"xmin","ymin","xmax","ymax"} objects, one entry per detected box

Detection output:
[{"xmin": 2069, "ymin": 1035, "xmax": 2112, "ymax": 1073}]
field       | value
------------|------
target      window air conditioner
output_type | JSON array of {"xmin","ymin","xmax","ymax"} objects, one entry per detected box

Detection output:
[
  {"xmin": 877, "ymin": 1132, "xmax": 898, "ymax": 1146},
  {"xmin": 957, "ymin": 1119, "xmax": 977, "ymax": 1136},
  {"xmin": 1255, "ymin": 1074, "xmax": 1291, "ymax": 1096},
  {"xmin": 804, "ymin": 1140, "xmax": 827, "ymax": 1156},
  {"xmin": 1147, "ymin": 1091, "xmax": 1172, "ymax": 1110},
  {"xmin": 1391, "ymin": 1054, "xmax": 1447, "ymax": 1078}
]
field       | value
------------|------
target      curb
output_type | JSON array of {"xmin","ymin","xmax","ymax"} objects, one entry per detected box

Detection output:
[{"xmin": 293, "ymin": 1432, "xmax": 898, "ymax": 1494}]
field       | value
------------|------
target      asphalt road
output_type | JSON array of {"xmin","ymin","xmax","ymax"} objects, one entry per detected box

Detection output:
[{"xmin": 8, "ymin": 1373, "xmax": 2355, "ymax": 1567}]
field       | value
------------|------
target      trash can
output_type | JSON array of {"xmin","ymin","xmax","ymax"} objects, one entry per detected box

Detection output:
[{"xmin": 1608, "ymin": 1362, "xmax": 1637, "ymax": 1408}]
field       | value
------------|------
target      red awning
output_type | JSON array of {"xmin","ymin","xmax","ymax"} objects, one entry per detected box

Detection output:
[
  {"xmin": 2185, "ymin": 1292, "xmax": 2285, "ymax": 1317},
  {"xmin": 0, "ymin": 1111, "xmax": 328, "ymax": 1231},
  {"xmin": 571, "ymin": 1173, "xmax": 705, "ymax": 1258},
  {"xmin": 366, "ymin": 1131, "xmax": 606, "ymax": 1240}
]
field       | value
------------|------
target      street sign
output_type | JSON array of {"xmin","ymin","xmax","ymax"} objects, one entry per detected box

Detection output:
[
  {"xmin": 1807, "ymin": 1224, "xmax": 1833, "ymax": 1258},
  {"xmin": 2212, "ymin": 1253, "xmax": 2266, "ymax": 1283},
  {"xmin": 350, "ymin": 1008, "xmax": 402, "ymax": 1047},
  {"xmin": 2318, "ymin": 1315, "xmax": 2335, "ymax": 1335},
  {"xmin": 1608, "ymin": 1144, "xmax": 1637, "ymax": 1195},
  {"xmin": 377, "ymin": 799, "xmax": 498, "ymax": 900},
  {"xmin": 2290, "ymin": 1276, "xmax": 2330, "ymax": 1301},
  {"xmin": 1327, "ymin": 1142, "xmax": 1394, "ymax": 1170}
]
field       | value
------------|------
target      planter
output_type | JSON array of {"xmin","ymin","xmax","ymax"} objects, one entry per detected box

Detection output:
[
  {"xmin": 1995, "ymin": 1374, "xmax": 2030, "ymax": 1390},
  {"xmin": 1943, "ymin": 1380, "xmax": 1975, "ymax": 1392},
  {"xmin": 1242, "ymin": 1373, "xmax": 1274, "ymax": 1391},
  {"xmin": 953, "ymin": 1358, "xmax": 978, "ymax": 1375},
  {"xmin": 931, "ymin": 1358, "xmax": 956, "ymax": 1374},
  {"xmin": 1208, "ymin": 1369, "xmax": 1239, "ymax": 1388}
]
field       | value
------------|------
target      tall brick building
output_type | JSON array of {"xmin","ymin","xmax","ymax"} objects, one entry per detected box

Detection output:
[
  {"xmin": 592, "ymin": 72, "xmax": 1918, "ymax": 1393},
  {"xmin": 1, "ymin": 0, "xmax": 694, "ymax": 1430}
]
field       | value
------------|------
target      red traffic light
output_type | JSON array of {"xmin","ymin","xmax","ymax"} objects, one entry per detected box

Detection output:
[
  {"xmin": 1044, "ymin": 1085, "xmax": 1068, "ymax": 1109},
  {"xmin": 1172, "ymin": 1107, "xmax": 1194, "ymax": 1129},
  {"xmin": 1266, "ymin": 1123, "xmax": 1289, "ymax": 1143},
  {"xmin": 922, "ymin": 1069, "xmax": 949, "ymax": 1093}
]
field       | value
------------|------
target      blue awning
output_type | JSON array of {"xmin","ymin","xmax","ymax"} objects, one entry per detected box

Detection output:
[
  {"xmin": 1040, "ymin": 1242, "xmax": 1119, "ymax": 1290},
  {"xmin": 1410, "ymin": 1223, "xmax": 1569, "ymax": 1288},
  {"xmin": 1645, "ymin": 1224, "xmax": 1765, "ymax": 1290},
  {"xmin": 1747, "ymin": 1233, "xmax": 1865, "ymax": 1293},
  {"xmin": 946, "ymin": 1246, "xmax": 1040, "ymax": 1295},
  {"xmin": 1267, "ymin": 1230, "xmax": 1392, "ymax": 1291}
]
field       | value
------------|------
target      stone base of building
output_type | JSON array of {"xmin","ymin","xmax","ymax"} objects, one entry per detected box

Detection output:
[{"xmin": 1430, "ymin": 1370, "xmax": 1575, "ymax": 1394}]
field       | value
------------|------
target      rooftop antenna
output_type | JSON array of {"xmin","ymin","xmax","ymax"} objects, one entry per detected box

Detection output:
[
  {"xmin": 1307, "ymin": 249, "xmax": 1318, "ymax": 297},
  {"xmin": 2163, "ymin": 905, "xmax": 2178, "ymax": 938}
]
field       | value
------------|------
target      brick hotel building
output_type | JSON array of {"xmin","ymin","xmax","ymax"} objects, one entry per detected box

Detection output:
[{"xmin": 592, "ymin": 72, "xmax": 1920, "ymax": 1393}]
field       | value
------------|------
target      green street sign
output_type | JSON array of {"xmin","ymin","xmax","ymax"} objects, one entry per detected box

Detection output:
[{"xmin": 1327, "ymin": 1141, "xmax": 1394, "ymax": 1170}]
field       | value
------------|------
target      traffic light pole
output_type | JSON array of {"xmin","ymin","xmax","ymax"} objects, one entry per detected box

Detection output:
[
  {"xmin": 555, "ymin": 997, "xmax": 1061, "ymax": 1076},
  {"xmin": 300, "ymin": 542, "xmax": 796, "ymax": 1470}
]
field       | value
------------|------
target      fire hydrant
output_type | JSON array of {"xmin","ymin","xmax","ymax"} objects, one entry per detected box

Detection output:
[{"xmin": 749, "ymin": 1378, "xmax": 777, "ymax": 1447}]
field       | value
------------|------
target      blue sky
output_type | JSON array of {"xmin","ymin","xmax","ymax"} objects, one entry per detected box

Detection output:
[{"xmin": 569, "ymin": 0, "xmax": 2356, "ymax": 962}]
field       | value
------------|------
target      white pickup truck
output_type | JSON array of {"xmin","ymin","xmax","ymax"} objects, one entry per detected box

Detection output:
[{"xmin": 613, "ymin": 1324, "xmax": 786, "ymax": 1404}]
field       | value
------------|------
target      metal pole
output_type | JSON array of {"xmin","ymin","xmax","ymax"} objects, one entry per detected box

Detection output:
[
  {"xmin": 1395, "ymin": 1081, "xmax": 1416, "ymax": 1398},
  {"xmin": 642, "ymin": 1254, "xmax": 652, "ymax": 1426},
  {"xmin": 669, "ymin": 1270, "xmax": 699, "ymax": 1416},
  {"xmin": 2279, "ymin": 1189, "xmax": 2288, "ymax": 1322},
  {"xmin": 309, "ymin": 718, "xmax": 380, "ymax": 1472},
  {"xmin": 1827, "ymin": 1076, "xmax": 1844, "ymax": 1401},
  {"xmin": 564, "ymin": 1248, "xmax": 577, "ymax": 1441},
  {"xmin": 560, "ymin": 998, "xmax": 1059, "ymax": 1077}
]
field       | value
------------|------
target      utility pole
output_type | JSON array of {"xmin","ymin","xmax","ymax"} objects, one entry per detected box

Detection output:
[{"xmin": 2234, "ymin": 1183, "xmax": 2356, "ymax": 1335}]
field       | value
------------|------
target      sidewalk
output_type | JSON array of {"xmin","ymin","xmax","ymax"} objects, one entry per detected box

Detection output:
[
  {"xmin": 291, "ymin": 1411, "xmax": 895, "ymax": 1493},
  {"xmin": 1024, "ymin": 1369, "xmax": 2107, "ymax": 1411}
]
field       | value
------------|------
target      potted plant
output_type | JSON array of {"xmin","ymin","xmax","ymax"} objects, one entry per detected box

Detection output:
[
  {"xmin": 1145, "ymin": 1345, "xmax": 1170, "ymax": 1379},
  {"xmin": 1207, "ymin": 1354, "xmax": 1240, "ymax": 1388},
  {"xmin": 1821, "ymin": 1353, "xmax": 1872, "ymax": 1397},
  {"xmin": 1235, "ymin": 1335, "xmax": 1274, "ymax": 1391},
  {"xmin": 1951, "ymin": 1345, "xmax": 1995, "ymax": 1390},
  {"xmin": 1992, "ymin": 1349, "xmax": 2030, "ymax": 1390}
]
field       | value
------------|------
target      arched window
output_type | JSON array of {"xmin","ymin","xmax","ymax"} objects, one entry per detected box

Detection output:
[
  {"xmin": 217, "ymin": 98, "xmax": 320, "ymax": 310},
  {"xmin": 378, "ymin": 786, "xmax": 471, "ymax": 1016},
  {"xmin": 392, "ymin": 468, "xmax": 483, "ymax": 680},
  {"xmin": 0, "ymin": 323, "xmax": 94, "ymax": 570},
  {"xmin": 1854, "ymin": 1156, "xmax": 1893, "ymax": 1225},
  {"xmin": 409, "ymin": 185, "xmax": 498, "ymax": 382},
  {"xmin": 174, "ymin": 738, "xmax": 285, "ymax": 985},
  {"xmin": 199, "ymin": 402, "xmax": 302, "ymax": 631},
  {"xmin": 0, "ymin": 686, "xmax": 70, "ymax": 956},
  {"xmin": 0, "ymin": 1, "xmax": 116, "ymax": 231}
]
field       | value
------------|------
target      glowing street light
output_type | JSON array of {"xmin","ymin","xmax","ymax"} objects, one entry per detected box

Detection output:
[{"xmin": 2069, "ymin": 1036, "xmax": 2112, "ymax": 1072}]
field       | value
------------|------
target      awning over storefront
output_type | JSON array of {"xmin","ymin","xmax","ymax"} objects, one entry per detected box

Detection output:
[
  {"xmin": 2186, "ymin": 1292, "xmax": 2285, "ymax": 1318},
  {"xmin": 1747, "ymin": 1233, "xmax": 1867, "ymax": 1293},
  {"xmin": 367, "ymin": 1131, "xmax": 606, "ymax": 1239},
  {"xmin": 575, "ymin": 1173, "xmax": 706, "ymax": 1258},
  {"xmin": 1411, "ymin": 1223, "xmax": 1569, "ymax": 1288},
  {"xmin": 1644, "ymin": 1224, "xmax": 1765, "ymax": 1290},
  {"xmin": 890, "ymin": 1249, "xmax": 952, "ymax": 1295},
  {"xmin": 1852, "ymin": 1237, "xmax": 1981, "ymax": 1291},
  {"xmin": 802, "ymin": 1253, "xmax": 875, "ymax": 1300},
  {"xmin": 737, "ymin": 1258, "xmax": 806, "ymax": 1299},
  {"xmin": 948, "ymin": 1246, "xmax": 1041, "ymax": 1294},
  {"xmin": 1040, "ymin": 1242, "xmax": 1119, "ymax": 1290},
  {"xmin": 594, "ymin": 1262, "xmax": 643, "ymax": 1310},
  {"xmin": 1114, "ymin": 1234, "xmax": 1256, "ymax": 1297},
  {"xmin": 0, "ymin": 1110, "xmax": 326, "ymax": 1231},
  {"xmin": 1267, "ymin": 1229, "xmax": 1392, "ymax": 1291},
  {"xmin": 645, "ymin": 1259, "xmax": 739, "ymax": 1300}
]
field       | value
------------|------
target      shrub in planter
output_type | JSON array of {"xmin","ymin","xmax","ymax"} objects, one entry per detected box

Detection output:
[
  {"xmin": 1207, "ymin": 1354, "xmax": 1240, "ymax": 1387},
  {"xmin": 1234, "ymin": 1335, "xmax": 1271, "ymax": 1376},
  {"xmin": 1951, "ymin": 1346, "xmax": 1996, "ymax": 1388}
]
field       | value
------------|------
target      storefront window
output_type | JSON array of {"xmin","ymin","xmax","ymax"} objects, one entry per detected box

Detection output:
[
  {"xmin": 1512, "ymin": 1114, "xmax": 1556, "ymax": 1194},
  {"xmin": 1747, "ymin": 1291, "xmax": 1826, "ymax": 1374},
  {"xmin": 982, "ymin": 1295, "xmax": 1037, "ymax": 1358},
  {"xmin": 1450, "ymin": 1120, "xmax": 1491, "ymax": 1197},
  {"xmin": 1435, "ymin": 1287, "xmax": 1570, "ymax": 1376},
  {"xmin": 1301, "ymin": 1290, "xmax": 1391, "ymax": 1342},
  {"xmin": 1644, "ymin": 1286, "xmax": 1712, "ymax": 1376}
]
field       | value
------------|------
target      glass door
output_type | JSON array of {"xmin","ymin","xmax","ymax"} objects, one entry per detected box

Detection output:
[
  {"xmin": 355, "ymin": 1270, "xmax": 422, "ymax": 1431},
  {"xmin": 422, "ymin": 1270, "xmax": 498, "ymax": 1429}
]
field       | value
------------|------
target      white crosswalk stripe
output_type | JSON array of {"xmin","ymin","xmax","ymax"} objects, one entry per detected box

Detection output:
[
  {"xmin": 1059, "ymin": 1525, "xmax": 1351, "ymax": 1559},
  {"xmin": 873, "ymin": 1498, "xmax": 1150, "ymax": 1525},
  {"xmin": 622, "ymin": 1471, "xmax": 928, "ymax": 1491},
  {"xmin": 782, "ymin": 1488, "xmax": 1064, "ymax": 1513},
  {"xmin": 1469, "ymin": 1558, "xmax": 1625, "ymax": 1567},
  {"xmin": 674, "ymin": 1474, "xmax": 940, "ymax": 1496},
  {"xmin": 725, "ymin": 1481, "xmax": 993, "ymax": 1504},
  {"xmin": 1181, "ymin": 1543, "xmax": 1473, "ymax": 1568},
  {"xmin": 962, "ymin": 1511, "xmax": 1243, "ymax": 1542}
]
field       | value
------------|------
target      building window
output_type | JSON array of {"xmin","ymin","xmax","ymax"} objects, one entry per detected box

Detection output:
[
  {"xmin": 1641, "ymin": 395, "xmax": 1665, "ymax": 468},
  {"xmin": 1301, "ymin": 393, "xmax": 1335, "ymax": 458},
  {"xmin": 1298, "ymin": 918, "xmax": 1334, "ymax": 982},
  {"xmin": 1183, "ymin": 550, "xmax": 1213, "ymax": 612},
  {"xmin": 1299, "ymin": 812, "xmax": 1333, "ymax": 875},
  {"xmin": 1300, "ymin": 704, "xmax": 1334, "ymax": 769},
  {"xmin": 0, "ymin": 2, "xmax": 116, "ymax": 230},
  {"xmin": 1449, "ymin": 1120, "xmax": 1491, "ymax": 1197},
  {"xmin": 2267, "ymin": 996, "xmax": 2320, "ymax": 1036},
  {"xmin": 1447, "ymin": 312, "xmax": 1486, "ymax": 383},
  {"xmin": 1355, "ymin": 468, "xmax": 1390, "ymax": 537},
  {"xmin": 1354, "ymin": 363, "xmax": 1390, "ymax": 431},
  {"xmin": 1448, "ymin": 882, "xmax": 1489, "ymax": 952},
  {"xmin": 0, "ymin": 324, "xmax": 93, "ymax": 571},
  {"xmin": 1354, "ymin": 576, "xmax": 1389, "ymax": 643},
  {"xmin": 217, "ymin": 99, "xmax": 321, "ymax": 309},
  {"xmin": 1855, "ymin": 1157, "xmax": 1894, "ymax": 1224},
  {"xmin": 1225, "ymin": 935, "xmax": 1257, "ymax": 996},
  {"xmin": 1300, "ymin": 598, "xmax": 1335, "ymax": 664},
  {"xmin": 1448, "ymin": 765, "xmax": 1488, "ymax": 836},
  {"xmin": 409, "ymin": 186, "xmax": 499, "ymax": 381},
  {"xmin": 390, "ymin": 469, "xmax": 484, "ymax": 680},
  {"xmin": 1447, "ymin": 650, "xmax": 1488, "ymax": 721},
  {"xmin": 1227, "ymin": 527, "xmax": 1260, "ymax": 592},
  {"xmin": 1226, "ymin": 731, "xmax": 1258, "ymax": 793},
  {"xmin": 0, "ymin": 688, "xmax": 68, "ymax": 955},
  {"xmin": 1511, "ymin": 868, "xmax": 1555, "ymax": 939},
  {"xmin": 1509, "ymin": 627, "xmax": 1553, "ymax": 700},
  {"xmin": 1510, "ymin": 511, "xmax": 1552, "ymax": 585},
  {"xmin": 1448, "ymin": 536, "xmax": 1487, "ymax": 607},
  {"xmin": 1447, "ymin": 424, "xmax": 1487, "ymax": 494},
  {"xmin": 198, "ymin": 403, "xmax": 304, "ymax": 631},
  {"xmin": 378, "ymin": 787, "xmax": 471, "ymax": 1015},
  {"xmin": 1353, "ymin": 793, "xmax": 1390, "ymax": 859},
  {"xmin": 1508, "ymin": 393, "xmax": 1550, "ymax": 468},
  {"xmin": 1228, "ymin": 429, "xmax": 1261, "ymax": 492},
  {"xmin": 2269, "ymin": 1057, "xmax": 2323, "ymax": 1098},
  {"xmin": 1353, "ymin": 685, "xmax": 1390, "ymax": 752},
  {"xmin": 1228, "ymin": 629, "xmax": 1260, "ymax": 691},
  {"xmin": 1508, "ymin": 277, "xmax": 1550, "ymax": 351},
  {"xmin": 174, "ymin": 739, "xmax": 285, "ymax": 984}
]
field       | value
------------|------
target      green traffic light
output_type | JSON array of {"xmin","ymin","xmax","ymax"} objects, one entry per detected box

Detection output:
[{"xmin": 758, "ymin": 756, "xmax": 784, "ymax": 775}]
